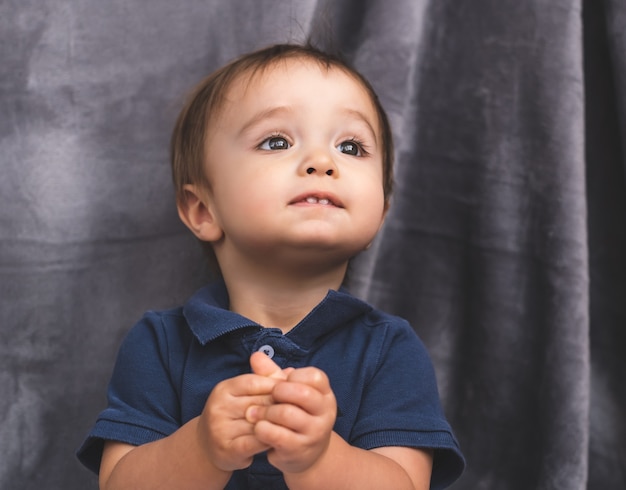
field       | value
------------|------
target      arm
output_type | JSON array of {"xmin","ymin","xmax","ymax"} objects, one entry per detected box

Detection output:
[
  {"xmin": 286, "ymin": 433, "xmax": 433, "ymax": 490},
  {"xmin": 247, "ymin": 358, "xmax": 434, "ymax": 490},
  {"xmin": 100, "ymin": 419, "xmax": 231, "ymax": 490},
  {"xmin": 99, "ymin": 371, "xmax": 280, "ymax": 490}
]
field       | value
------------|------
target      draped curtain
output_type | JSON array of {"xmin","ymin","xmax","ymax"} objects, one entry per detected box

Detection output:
[{"xmin": 1, "ymin": 1, "xmax": 624, "ymax": 489}]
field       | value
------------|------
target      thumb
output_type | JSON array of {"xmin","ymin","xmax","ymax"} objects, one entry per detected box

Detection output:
[{"xmin": 250, "ymin": 351, "xmax": 288, "ymax": 380}]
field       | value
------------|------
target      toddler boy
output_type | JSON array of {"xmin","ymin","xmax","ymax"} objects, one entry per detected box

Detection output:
[{"xmin": 77, "ymin": 43, "xmax": 465, "ymax": 489}]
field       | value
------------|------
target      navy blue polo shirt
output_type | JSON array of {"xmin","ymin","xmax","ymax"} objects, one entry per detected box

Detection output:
[{"xmin": 77, "ymin": 281, "xmax": 464, "ymax": 489}]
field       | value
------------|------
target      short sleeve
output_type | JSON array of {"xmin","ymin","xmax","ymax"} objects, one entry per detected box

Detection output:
[
  {"xmin": 76, "ymin": 312, "xmax": 183, "ymax": 473},
  {"xmin": 350, "ymin": 319, "xmax": 465, "ymax": 489}
]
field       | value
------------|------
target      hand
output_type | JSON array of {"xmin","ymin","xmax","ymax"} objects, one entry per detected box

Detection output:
[
  {"xmin": 246, "ymin": 359, "xmax": 337, "ymax": 474},
  {"xmin": 196, "ymin": 368, "xmax": 280, "ymax": 472}
]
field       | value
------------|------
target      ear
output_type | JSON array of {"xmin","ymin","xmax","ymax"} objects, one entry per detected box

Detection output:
[{"xmin": 177, "ymin": 184, "xmax": 223, "ymax": 242}]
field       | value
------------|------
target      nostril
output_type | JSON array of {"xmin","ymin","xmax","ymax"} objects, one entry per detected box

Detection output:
[
  {"xmin": 326, "ymin": 169, "xmax": 333, "ymax": 176},
  {"xmin": 307, "ymin": 167, "xmax": 315, "ymax": 174}
]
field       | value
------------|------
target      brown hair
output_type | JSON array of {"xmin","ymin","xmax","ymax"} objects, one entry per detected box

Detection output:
[{"xmin": 170, "ymin": 43, "xmax": 395, "ymax": 272}]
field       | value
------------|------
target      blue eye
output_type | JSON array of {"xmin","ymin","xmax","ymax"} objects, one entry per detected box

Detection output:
[
  {"xmin": 259, "ymin": 136, "xmax": 290, "ymax": 150},
  {"xmin": 337, "ymin": 140, "xmax": 362, "ymax": 156}
]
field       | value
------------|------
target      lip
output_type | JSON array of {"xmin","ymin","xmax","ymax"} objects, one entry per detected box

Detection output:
[{"xmin": 289, "ymin": 191, "xmax": 344, "ymax": 208}]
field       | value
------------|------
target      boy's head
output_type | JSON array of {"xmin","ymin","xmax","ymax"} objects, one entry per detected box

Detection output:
[{"xmin": 171, "ymin": 43, "xmax": 394, "ymax": 275}]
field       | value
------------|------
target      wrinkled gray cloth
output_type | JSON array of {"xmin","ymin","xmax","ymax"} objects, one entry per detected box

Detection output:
[{"xmin": 1, "ymin": 1, "xmax": 624, "ymax": 489}]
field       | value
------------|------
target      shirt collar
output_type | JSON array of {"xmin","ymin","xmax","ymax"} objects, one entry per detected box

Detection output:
[{"xmin": 183, "ymin": 279, "xmax": 372, "ymax": 348}]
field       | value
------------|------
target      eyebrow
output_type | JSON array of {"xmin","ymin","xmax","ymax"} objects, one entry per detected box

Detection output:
[
  {"xmin": 340, "ymin": 108, "xmax": 379, "ymax": 143},
  {"xmin": 237, "ymin": 105, "xmax": 379, "ymax": 144},
  {"xmin": 237, "ymin": 106, "xmax": 293, "ymax": 137}
]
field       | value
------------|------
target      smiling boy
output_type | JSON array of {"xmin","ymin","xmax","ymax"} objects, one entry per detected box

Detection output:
[{"xmin": 77, "ymin": 44, "xmax": 464, "ymax": 490}]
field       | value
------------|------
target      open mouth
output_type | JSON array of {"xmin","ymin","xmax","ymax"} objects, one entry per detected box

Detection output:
[
  {"xmin": 290, "ymin": 193, "xmax": 343, "ymax": 208},
  {"xmin": 304, "ymin": 196, "xmax": 332, "ymax": 205}
]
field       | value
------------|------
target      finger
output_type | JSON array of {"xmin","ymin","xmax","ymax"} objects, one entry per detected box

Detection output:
[
  {"xmin": 233, "ymin": 393, "xmax": 275, "ymax": 413},
  {"xmin": 252, "ymin": 418, "xmax": 302, "ymax": 449},
  {"xmin": 246, "ymin": 402, "xmax": 311, "ymax": 433},
  {"xmin": 286, "ymin": 367, "xmax": 332, "ymax": 395},
  {"xmin": 272, "ymin": 381, "xmax": 336, "ymax": 418},
  {"xmin": 250, "ymin": 351, "xmax": 288, "ymax": 380},
  {"xmin": 245, "ymin": 404, "xmax": 264, "ymax": 424},
  {"xmin": 213, "ymin": 373, "xmax": 278, "ymax": 398}
]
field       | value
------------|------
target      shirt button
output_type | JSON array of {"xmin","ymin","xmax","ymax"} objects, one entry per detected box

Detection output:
[{"xmin": 257, "ymin": 344, "xmax": 275, "ymax": 358}]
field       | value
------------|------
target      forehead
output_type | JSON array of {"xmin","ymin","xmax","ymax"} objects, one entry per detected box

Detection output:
[{"xmin": 222, "ymin": 56, "xmax": 378, "ymax": 114}]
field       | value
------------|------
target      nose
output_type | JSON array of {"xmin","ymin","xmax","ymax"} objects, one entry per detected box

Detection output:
[
  {"xmin": 300, "ymin": 149, "xmax": 338, "ymax": 177},
  {"xmin": 306, "ymin": 166, "xmax": 334, "ymax": 176}
]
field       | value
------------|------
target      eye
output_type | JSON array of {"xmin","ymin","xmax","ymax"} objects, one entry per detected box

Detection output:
[
  {"xmin": 337, "ymin": 140, "xmax": 363, "ymax": 156},
  {"xmin": 258, "ymin": 136, "xmax": 290, "ymax": 151}
]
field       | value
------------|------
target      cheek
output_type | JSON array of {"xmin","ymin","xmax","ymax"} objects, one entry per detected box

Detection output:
[
  {"xmin": 219, "ymin": 171, "xmax": 286, "ymax": 217},
  {"xmin": 356, "ymin": 166, "xmax": 385, "ymax": 204},
  {"xmin": 366, "ymin": 194, "xmax": 386, "ymax": 227},
  {"xmin": 360, "ymin": 179, "xmax": 387, "ymax": 226}
]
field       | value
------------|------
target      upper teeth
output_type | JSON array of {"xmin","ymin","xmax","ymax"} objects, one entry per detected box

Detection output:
[{"xmin": 306, "ymin": 197, "xmax": 330, "ymax": 205}]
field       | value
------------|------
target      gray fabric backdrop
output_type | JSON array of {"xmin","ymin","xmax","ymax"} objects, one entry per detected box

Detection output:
[{"xmin": 1, "ymin": 1, "xmax": 624, "ymax": 489}]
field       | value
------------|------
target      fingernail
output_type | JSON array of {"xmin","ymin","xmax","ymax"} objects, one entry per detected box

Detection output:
[{"xmin": 246, "ymin": 406, "xmax": 258, "ymax": 423}]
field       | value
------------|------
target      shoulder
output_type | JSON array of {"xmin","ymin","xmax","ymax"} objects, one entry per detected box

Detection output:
[
  {"xmin": 323, "ymin": 289, "xmax": 432, "ymax": 361},
  {"xmin": 115, "ymin": 306, "xmax": 193, "ymax": 368},
  {"xmin": 123, "ymin": 306, "xmax": 188, "ymax": 342},
  {"xmin": 360, "ymin": 306, "xmax": 416, "ymax": 333},
  {"xmin": 357, "ymin": 305, "xmax": 430, "ymax": 356},
  {"xmin": 323, "ymin": 299, "xmax": 436, "ymax": 384},
  {"xmin": 345, "ymin": 303, "xmax": 442, "ymax": 403}
]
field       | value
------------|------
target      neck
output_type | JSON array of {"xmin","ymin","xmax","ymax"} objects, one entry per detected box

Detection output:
[{"xmin": 220, "ymin": 260, "xmax": 348, "ymax": 333}]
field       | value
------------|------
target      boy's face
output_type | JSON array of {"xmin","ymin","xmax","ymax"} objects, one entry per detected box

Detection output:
[{"xmin": 200, "ymin": 58, "xmax": 387, "ymax": 268}]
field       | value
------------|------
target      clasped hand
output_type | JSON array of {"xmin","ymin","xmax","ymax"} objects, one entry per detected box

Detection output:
[{"xmin": 197, "ymin": 351, "xmax": 337, "ymax": 476}]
